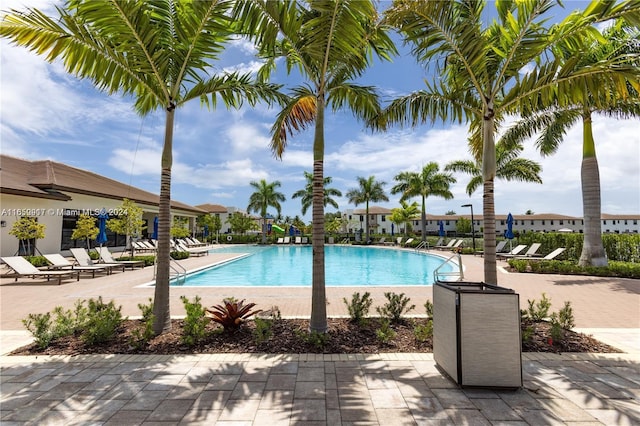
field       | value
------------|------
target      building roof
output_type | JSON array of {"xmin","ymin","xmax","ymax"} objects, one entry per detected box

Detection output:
[
  {"xmin": 195, "ymin": 203, "xmax": 228, "ymax": 214},
  {"xmin": 0, "ymin": 155, "xmax": 205, "ymax": 214}
]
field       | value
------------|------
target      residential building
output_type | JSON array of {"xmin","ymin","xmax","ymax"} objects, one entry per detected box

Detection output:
[
  {"xmin": 0, "ymin": 155, "xmax": 205, "ymax": 257},
  {"xmin": 342, "ymin": 207, "xmax": 640, "ymax": 236}
]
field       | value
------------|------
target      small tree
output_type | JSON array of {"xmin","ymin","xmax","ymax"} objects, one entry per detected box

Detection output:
[
  {"xmin": 456, "ymin": 217, "xmax": 472, "ymax": 235},
  {"xmin": 170, "ymin": 217, "xmax": 190, "ymax": 239},
  {"xmin": 227, "ymin": 212, "xmax": 254, "ymax": 235},
  {"xmin": 106, "ymin": 199, "xmax": 145, "ymax": 257},
  {"xmin": 9, "ymin": 217, "xmax": 45, "ymax": 255},
  {"xmin": 71, "ymin": 214, "xmax": 98, "ymax": 249}
]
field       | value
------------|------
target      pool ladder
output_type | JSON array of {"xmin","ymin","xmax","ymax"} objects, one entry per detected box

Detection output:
[
  {"xmin": 433, "ymin": 252, "xmax": 464, "ymax": 282},
  {"xmin": 153, "ymin": 257, "xmax": 187, "ymax": 285}
]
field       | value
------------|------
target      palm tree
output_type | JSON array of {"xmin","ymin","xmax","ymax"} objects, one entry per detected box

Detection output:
[
  {"xmin": 382, "ymin": 0, "xmax": 640, "ymax": 284},
  {"xmin": 390, "ymin": 200, "xmax": 420, "ymax": 236},
  {"xmin": 500, "ymin": 21, "xmax": 640, "ymax": 267},
  {"xmin": 0, "ymin": 1, "xmax": 284, "ymax": 334},
  {"xmin": 445, "ymin": 141, "xmax": 542, "ymax": 196},
  {"xmin": 292, "ymin": 171, "xmax": 342, "ymax": 216},
  {"xmin": 247, "ymin": 180, "xmax": 286, "ymax": 244},
  {"xmin": 391, "ymin": 163, "xmax": 455, "ymax": 241},
  {"xmin": 234, "ymin": 0, "xmax": 396, "ymax": 332},
  {"xmin": 346, "ymin": 176, "xmax": 389, "ymax": 243}
]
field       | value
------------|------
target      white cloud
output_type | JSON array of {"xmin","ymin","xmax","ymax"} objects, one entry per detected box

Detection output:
[{"xmin": 222, "ymin": 61, "xmax": 264, "ymax": 76}]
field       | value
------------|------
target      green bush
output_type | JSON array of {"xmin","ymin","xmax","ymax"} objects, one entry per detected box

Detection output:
[
  {"xmin": 375, "ymin": 319, "xmax": 396, "ymax": 343},
  {"xmin": 130, "ymin": 298, "xmax": 155, "ymax": 349},
  {"xmin": 414, "ymin": 321, "xmax": 433, "ymax": 342},
  {"xmin": 376, "ymin": 292, "xmax": 415, "ymax": 323},
  {"xmin": 525, "ymin": 293, "xmax": 552, "ymax": 321},
  {"xmin": 424, "ymin": 300, "xmax": 434, "ymax": 318},
  {"xmin": 515, "ymin": 232, "xmax": 640, "ymax": 262},
  {"xmin": 25, "ymin": 255, "xmax": 48, "ymax": 267},
  {"xmin": 557, "ymin": 301, "xmax": 575, "ymax": 330},
  {"xmin": 343, "ymin": 292, "xmax": 373, "ymax": 325},
  {"xmin": 89, "ymin": 250, "xmax": 100, "ymax": 260},
  {"xmin": 170, "ymin": 251, "xmax": 190, "ymax": 260},
  {"xmin": 253, "ymin": 317, "xmax": 273, "ymax": 345},
  {"xmin": 507, "ymin": 259, "xmax": 640, "ymax": 279},
  {"xmin": 82, "ymin": 297, "xmax": 124, "ymax": 345},
  {"xmin": 180, "ymin": 295, "xmax": 209, "ymax": 346},
  {"xmin": 22, "ymin": 312, "xmax": 54, "ymax": 349}
]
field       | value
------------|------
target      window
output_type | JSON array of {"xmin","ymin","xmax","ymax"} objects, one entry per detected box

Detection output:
[
  {"xmin": 603, "ymin": 220, "xmax": 607, "ymax": 224},
  {"xmin": 550, "ymin": 220, "xmax": 554, "ymax": 225},
  {"xmin": 542, "ymin": 220, "xmax": 545, "ymax": 225},
  {"xmin": 359, "ymin": 215, "xmax": 363, "ymax": 222},
  {"xmin": 531, "ymin": 220, "xmax": 534, "ymax": 225},
  {"xmin": 445, "ymin": 220, "xmax": 450, "ymax": 225},
  {"xmin": 381, "ymin": 216, "xmax": 386, "ymax": 222},
  {"xmin": 625, "ymin": 220, "xmax": 628, "ymax": 225},
  {"xmin": 634, "ymin": 220, "xmax": 638, "ymax": 225},
  {"xmin": 559, "ymin": 220, "xmax": 563, "ymax": 225},
  {"xmin": 500, "ymin": 220, "xmax": 505, "ymax": 225}
]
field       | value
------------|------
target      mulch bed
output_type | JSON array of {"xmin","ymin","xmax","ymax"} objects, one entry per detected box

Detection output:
[{"xmin": 10, "ymin": 317, "xmax": 620, "ymax": 356}]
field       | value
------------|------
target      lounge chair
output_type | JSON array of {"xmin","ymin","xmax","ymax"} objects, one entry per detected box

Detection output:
[
  {"xmin": 301, "ymin": 237, "xmax": 309, "ymax": 244},
  {"xmin": 525, "ymin": 247, "xmax": 566, "ymax": 261},
  {"xmin": 435, "ymin": 239, "xmax": 457, "ymax": 250},
  {"xmin": 97, "ymin": 247, "xmax": 146, "ymax": 268},
  {"xmin": 295, "ymin": 236, "xmax": 302, "ymax": 244},
  {"xmin": 395, "ymin": 237, "xmax": 403, "ymax": 245},
  {"xmin": 70, "ymin": 248, "xmax": 126, "ymax": 273},
  {"xmin": 403, "ymin": 238, "xmax": 414, "ymax": 247},
  {"xmin": 375, "ymin": 237, "xmax": 386, "ymax": 245},
  {"xmin": 283, "ymin": 237, "xmax": 291, "ymax": 244},
  {"xmin": 433, "ymin": 237, "xmax": 444, "ymax": 248},
  {"xmin": 497, "ymin": 244, "xmax": 527, "ymax": 260},
  {"xmin": 132, "ymin": 241, "xmax": 155, "ymax": 253},
  {"xmin": 276, "ymin": 237, "xmax": 284, "ymax": 244},
  {"xmin": 476, "ymin": 240, "xmax": 508, "ymax": 257},
  {"xmin": 513, "ymin": 243, "xmax": 542, "ymax": 258},
  {"xmin": 175, "ymin": 241, "xmax": 209, "ymax": 257},
  {"xmin": 1, "ymin": 256, "xmax": 80, "ymax": 285},
  {"xmin": 43, "ymin": 254, "xmax": 110, "ymax": 278}
]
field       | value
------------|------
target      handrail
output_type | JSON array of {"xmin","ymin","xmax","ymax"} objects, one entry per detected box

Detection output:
[
  {"xmin": 415, "ymin": 241, "xmax": 428, "ymax": 251},
  {"xmin": 153, "ymin": 256, "xmax": 187, "ymax": 285},
  {"xmin": 169, "ymin": 258, "xmax": 187, "ymax": 285},
  {"xmin": 433, "ymin": 252, "xmax": 464, "ymax": 282},
  {"xmin": 340, "ymin": 238, "xmax": 350, "ymax": 244}
]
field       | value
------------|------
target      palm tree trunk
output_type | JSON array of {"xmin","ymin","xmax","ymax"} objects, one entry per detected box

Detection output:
[
  {"xmin": 421, "ymin": 196, "xmax": 426, "ymax": 241},
  {"xmin": 482, "ymin": 103, "xmax": 497, "ymax": 284},
  {"xmin": 365, "ymin": 201, "xmax": 370, "ymax": 243},
  {"xmin": 153, "ymin": 103, "xmax": 175, "ymax": 335},
  {"xmin": 579, "ymin": 114, "xmax": 607, "ymax": 267},
  {"xmin": 310, "ymin": 96, "xmax": 327, "ymax": 333}
]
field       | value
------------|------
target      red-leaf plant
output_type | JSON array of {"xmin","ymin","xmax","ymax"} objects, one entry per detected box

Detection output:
[{"xmin": 206, "ymin": 298, "xmax": 261, "ymax": 331}]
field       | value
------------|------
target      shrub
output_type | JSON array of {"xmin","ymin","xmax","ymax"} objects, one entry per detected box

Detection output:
[
  {"xmin": 525, "ymin": 293, "xmax": 552, "ymax": 321},
  {"xmin": 180, "ymin": 295, "xmax": 209, "ymax": 346},
  {"xmin": 130, "ymin": 298, "xmax": 155, "ymax": 349},
  {"xmin": 522, "ymin": 325, "xmax": 534, "ymax": 344},
  {"xmin": 118, "ymin": 255, "xmax": 156, "ymax": 266},
  {"xmin": 343, "ymin": 292, "xmax": 373, "ymax": 325},
  {"xmin": 375, "ymin": 319, "xmax": 396, "ymax": 344},
  {"xmin": 82, "ymin": 297, "xmax": 124, "ymax": 345},
  {"xmin": 206, "ymin": 298, "xmax": 261, "ymax": 331},
  {"xmin": 557, "ymin": 301, "xmax": 575, "ymax": 330},
  {"xmin": 414, "ymin": 321, "xmax": 433, "ymax": 342},
  {"xmin": 22, "ymin": 312, "xmax": 54, "ymax": 349},
  {"xmin": 89, "ymin": 250, "xmax": 100, "ymax": 260},
  {"xmin": 304, "ymin": 330, "xmax": 329, "ymax": 349},
  {"xmin": 549, "ymin": 313, "xmax": 564, "ymax": 344},
  {"xmin": 25, "ymin": 255, "xmax": 49, "ymax": 267},
  {"xmin": 170, "ymin": 251, "xmax": 190, "ymax": 260},
  {"xmin": 423, "ymin": 300, "xmax": 433, "ymax": 318},
  {"xmin": 253, "ymin": 317, "xmax": 273, "ymax": 345},
  {"xmin": 376, "ymin": 292, "xmax": 415, "ymax": 323}
]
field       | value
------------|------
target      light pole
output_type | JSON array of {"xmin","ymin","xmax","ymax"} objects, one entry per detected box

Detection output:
[{"xmin": 461, "ymin": 204, "xmax": 476, "ymax": 253}]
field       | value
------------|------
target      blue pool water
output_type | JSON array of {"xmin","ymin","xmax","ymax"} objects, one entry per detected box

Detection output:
[{"xmin": 173, "ymin": 245, "xmax": 453, "ymax": 287}]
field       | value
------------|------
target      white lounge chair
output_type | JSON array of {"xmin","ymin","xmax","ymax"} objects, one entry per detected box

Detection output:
[
  {"xmin": 283, "ymin": 237, "xmax": 291, "ymax": 244},
  {"xmin": 513, "ymin": 243, "xmax": 542, "ymax": 258},
  {"xmin": 403, "ymin": 238, "xmax": 414, "ymax": 247},
  {"xmin": 435, "ymin": 239, "xmax": 457, "ymax": 250},
  {"xmin": 276, "ymin": 237, "xmax": 284, "ymax": 244},
  {"xmin": 97, "ymin": 247, "xmax": 146, "ymax": 268},
  {"xmin": 175, "ymin": 241, "xmax": 209, "ymax": 257},
  {"xmin": 295, "ymin": 236, "xmax": 302, "ymax": 244},
  {"xmin": 497, "ymin": 244, "xmax": 527, "ymax": 259},
  {"xmin": 70, "ymin": 248, "xmax": 126, "ymax": 273},
  {"xmin": 2, "ymin": 256, "xmax": 80, "ymax": 285},
  {"xmin": 43, "ymin": 253, "xmax": 110, "ymax": 278},
  {"xmin": 526, "ymin": 247, "xmax": 566, "ymax": 261}
]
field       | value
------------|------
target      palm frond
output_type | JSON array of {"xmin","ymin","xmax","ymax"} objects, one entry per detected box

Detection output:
[{"xmin": 269, "ymin": 87, "xmax": 317, "ymax": 158}]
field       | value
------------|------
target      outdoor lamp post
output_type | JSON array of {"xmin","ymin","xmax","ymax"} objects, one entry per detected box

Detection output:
[{"xmin": 461, "ymin": 204, "xmax": 476, "ymax": 253}]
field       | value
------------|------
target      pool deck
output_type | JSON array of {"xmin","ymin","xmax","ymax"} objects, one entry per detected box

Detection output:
[{"xmin": 1, "ymin": 245, "xmax": 639, "ymax": 425}]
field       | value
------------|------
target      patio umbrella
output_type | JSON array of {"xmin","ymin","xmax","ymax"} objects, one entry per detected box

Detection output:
[
  {"xmin": 505, "ymin": 212, "xmax": 514, "ymax": 251},
  {"xmin": 96, "ymin": 209, "xmax": 108, "ymax": 247},
  {"xmin": 152, "ymin": 216, "xmax": 158, "ymax": 240},
  {"xmin": 391, "ymin": 223, "xmax": 394, "ymax": 236},
  {"xmin": 438, "ymin": 220, "xmax": 445, "ymax": 237},
  {"xmin": 203, "ymin": 225, "xmax": 209, "ymax": 237}
]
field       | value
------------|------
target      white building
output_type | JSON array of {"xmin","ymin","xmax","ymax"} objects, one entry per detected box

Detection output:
[
  {"xmin": 342, "ymin": 207, "xmax": 640, "ymax": 236},
  {"xmin": 0, "ymin": 155, "xmax": 205, "ymax": 257}
]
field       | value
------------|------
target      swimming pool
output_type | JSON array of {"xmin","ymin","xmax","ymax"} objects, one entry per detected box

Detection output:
[{"xmin": 172, "ymin": 245, "xmax": 454, "ymax": 287}]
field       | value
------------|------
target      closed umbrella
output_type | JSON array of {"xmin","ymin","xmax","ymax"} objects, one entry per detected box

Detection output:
[
  {"xmin": 152, "ymin": 216, "xmax": 158, "ymax": 240},
  {"xmin": 505, "ymin": 213, "xmax": 514, "ymax": 251},
  {"xmin": 438, "ymin": 220, "xmax": 445, "ymax": 237},
  {"xmin": 391, "ymin": 223, "xmax": 394, "ymax": 236},
  {"xmin": 96, "ymin": 209, "xmax": 108, "ymax": 247}
]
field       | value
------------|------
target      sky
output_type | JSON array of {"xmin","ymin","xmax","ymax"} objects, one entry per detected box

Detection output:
[{"xmin": 1, "ymin": 0, "xmax": 639, "ymax": 222}]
